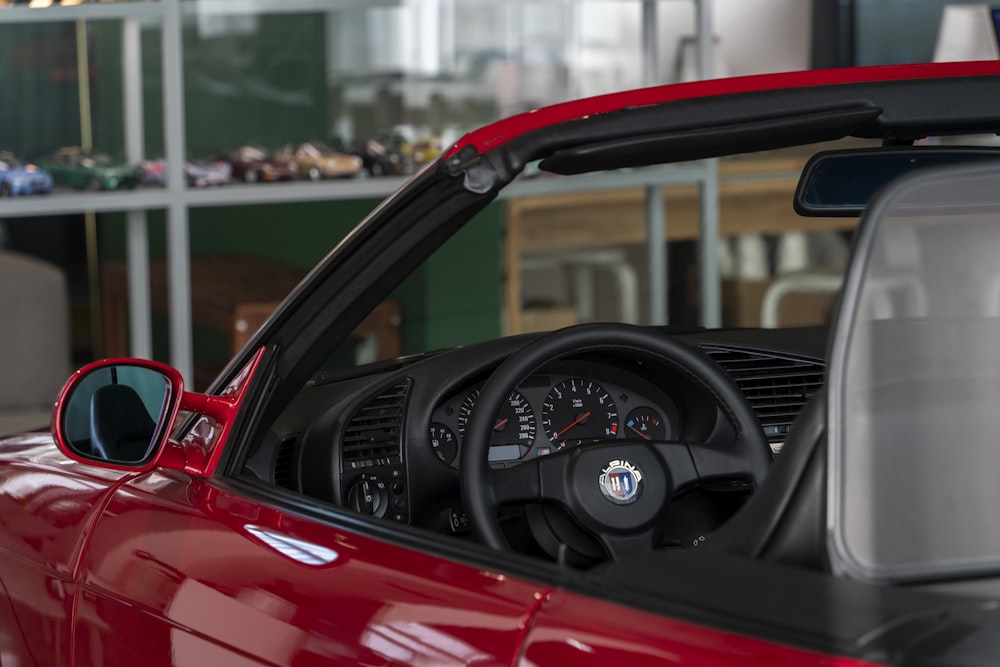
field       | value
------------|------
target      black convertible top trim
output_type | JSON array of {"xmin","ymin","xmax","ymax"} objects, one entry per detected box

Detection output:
[
  {"xmin": 498, "ymin": 74, "xmax": 1000, "ymax": 178},
  {"xmin": 539, "ymin": 104, "xmax": 882, "ymax": 174}
]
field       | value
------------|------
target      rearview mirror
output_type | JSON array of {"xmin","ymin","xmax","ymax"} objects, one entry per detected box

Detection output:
[
  {"xmin": 53, "ymin": 359, "xmax": 183, "ymax": 467},
  {"xmin": 795, "ymin": 146, "xmax": 1000, "ymax": 217}
]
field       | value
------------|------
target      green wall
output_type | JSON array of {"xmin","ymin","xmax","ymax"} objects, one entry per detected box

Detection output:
[
  {"xmin": 88, "ymin": 15, "xmax": 330, "ymax": 159},
  {"xmin": 98, "ymin": 200, "xmax": 504, "ymax": 367}
]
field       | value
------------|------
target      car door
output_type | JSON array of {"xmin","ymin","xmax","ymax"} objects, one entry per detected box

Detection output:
[
  {"xmin": 0, "ymin": 432, "xmax": 134, "ymax": 665},
  {"xmin": 72, "ymin": 473, "xmax": 547, "ymax": 667}
]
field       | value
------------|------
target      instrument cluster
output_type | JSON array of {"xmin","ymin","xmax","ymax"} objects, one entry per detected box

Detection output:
[{"xmin": 428, "ymin": 361, "xmax": 681, "ymax": 468}]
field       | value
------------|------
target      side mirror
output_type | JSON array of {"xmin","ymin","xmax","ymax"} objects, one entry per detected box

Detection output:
[{"xmin": 53, "ymin": 359, "xmax": 183, "ymax": 468}]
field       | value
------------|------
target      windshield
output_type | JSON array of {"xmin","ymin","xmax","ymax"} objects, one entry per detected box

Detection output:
[
  {"xmin": 314, "ymin": 138, "xmax": 873, "ymax": 375},
  {"xmin": 304, "ymin": 132, "xmax": 1000, "ymax": 380}
]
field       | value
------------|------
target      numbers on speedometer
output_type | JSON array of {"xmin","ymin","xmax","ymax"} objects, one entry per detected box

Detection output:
[
  {"xmin": 542, "ymin": 378, "xmax": 619, "ymax": 449},
  {"xmin": 457, "ymin": 388, "xmax": 537, "ymax": 448}
]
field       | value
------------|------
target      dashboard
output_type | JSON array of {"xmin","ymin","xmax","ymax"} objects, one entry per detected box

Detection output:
[{"xmin": 256, "ymin": 326, "xmax": 827, "ymax": 547}]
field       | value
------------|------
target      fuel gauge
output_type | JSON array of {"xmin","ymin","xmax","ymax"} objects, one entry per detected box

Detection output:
[
  {"xmin": 624, "ymin": 407, "xmax": 668, "ymax": 441},
  {"xmin": 429, "ymin": 423, "xmax": 458, "ymax": 465}
]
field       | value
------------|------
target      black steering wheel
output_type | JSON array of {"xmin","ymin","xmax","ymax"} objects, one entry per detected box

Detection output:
[{"xmin": 460, "ymin": 323, "xmax": 770, "ymax": 561}]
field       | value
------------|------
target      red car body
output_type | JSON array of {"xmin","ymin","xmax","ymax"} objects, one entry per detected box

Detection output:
[
  {"xmin": 0, "ymin": 425, "xmax": 876, "ymax": 666},
  {"xmin": 4, "ymin": 61, "xmax": 1000, "ymax": 666}
]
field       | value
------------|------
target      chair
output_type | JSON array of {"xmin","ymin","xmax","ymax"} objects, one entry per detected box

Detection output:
[{"xmin": 0, "ymin": 250, "xmax": 70, "ymax": 435}]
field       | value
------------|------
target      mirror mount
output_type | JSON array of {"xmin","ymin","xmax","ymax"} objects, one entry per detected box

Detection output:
[{"xmin": 174, "ymin": 393, "xmax": 241, "ymax": 476}]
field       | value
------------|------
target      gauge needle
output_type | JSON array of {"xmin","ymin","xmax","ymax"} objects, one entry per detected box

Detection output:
[
  {"xmin": 493, "ymin": 418, "xmax": 508, "ymax": 431},
  {"xmin": 556, "ymin": 411, "xmax": 591, "ymax": 439},
  {"xmin": 628, "ymin": 424, "xmax": 651, "ymax": 440}
]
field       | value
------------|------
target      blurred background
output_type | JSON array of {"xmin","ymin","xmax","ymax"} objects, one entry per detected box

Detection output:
[{"xmin": 0, "ymin": 0, "xmax": 992, "ymax": 398}]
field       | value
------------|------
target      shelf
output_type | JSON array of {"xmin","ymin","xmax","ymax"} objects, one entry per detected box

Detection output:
[
  {"xmin": 0, "ymin": 0, "xmax": 403, "ymax": 24},
  {"xmin": 181, "ymin": 177, "xmax": 407, "ymax": 208},
  {"xmin": 0, "ymin": 190, "xmax": 172, "ymax": 217},
  {"xmin": 0, "ymin": 1, "xmax": 163, "ymax": 24},
  {"xmin": 0, "ymin": 178, "xmax": 407, "ymax": 219},
  {"xmin": 182, "ymin": 0, "xmax": 399, "ymax": 17}
]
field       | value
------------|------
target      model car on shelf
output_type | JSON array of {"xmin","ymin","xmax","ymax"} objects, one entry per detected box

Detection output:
[
  {"xmin": 141, "ymin": 157, "xmax": 233, "ymax": 188},
  {"xmin": 220, "ymin": 145, "xmax": 297, "ymax": 183},
  {"xmin": 37, "ymin": 146, "xmax": 142, "ymax": 191},
  {"xmin": 139, "ymin": 157, "xmax": 167, "ymax": 186},
  {"xmin": 399, "ymin": 135, "xmax": 443, "ymax": 169},
  {"xmin": 6, "ymin": 61, "xmax": 1000, "ymax": 666},
  {"xmin": 0, "ymin": 151, "xmax": 53, "ymax": 196},
  {"xmin": 184, "ymin": 159, "xmax": 232, "ymax": 188},
  {"xmin": 276, "ymin": 142, "xmax": 362, "ymax": 181},
  {"xmin": 349, "ymin": 136, "xmax": 411, "ymax": 177}
]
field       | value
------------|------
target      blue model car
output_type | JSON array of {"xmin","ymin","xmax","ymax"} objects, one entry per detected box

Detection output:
[{"xmin": 0, "ymin": 151, "xmax": 54, "ymax": 197}]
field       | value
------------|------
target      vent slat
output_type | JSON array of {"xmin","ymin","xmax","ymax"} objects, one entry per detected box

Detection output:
[
  {"xmin": 273, "ymin": 437, "xmax": 296, "ymax": 490},
  {"xmin": 701, "ymin": 346, "xmax": 825, "ymax": 443},
  {"xmin": 342, "ymin": 380, "xmax": 411, "ymax": 463}
]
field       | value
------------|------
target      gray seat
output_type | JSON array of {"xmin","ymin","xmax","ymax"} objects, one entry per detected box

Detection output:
[{"xmin": 0, "ymin": 250, "xmax": 70, "ymax": 435}]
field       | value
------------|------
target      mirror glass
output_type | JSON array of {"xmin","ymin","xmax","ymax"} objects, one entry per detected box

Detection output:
[
  {"xmin": 796, "ymin": 148, "xmax": 1000, "ymax": 216},
  {"xmin": 60, "ymin": 365, "xmax": 172, "ymax": 465}
]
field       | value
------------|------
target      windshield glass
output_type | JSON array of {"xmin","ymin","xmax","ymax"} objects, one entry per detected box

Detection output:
[
  {"xmin": 307, "ymin": 133, "xmax": 1000, "ymax": 378},
  {"xmin": 314, "ymin": 138, "xmax": 871, "ymax": 374}
]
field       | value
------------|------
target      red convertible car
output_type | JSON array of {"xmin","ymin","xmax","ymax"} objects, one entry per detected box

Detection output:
[{"xmin": 6, "ymin": 61, "xmax": 1000, "ymax": 666}]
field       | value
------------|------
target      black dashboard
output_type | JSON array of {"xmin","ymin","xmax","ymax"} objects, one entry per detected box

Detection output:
[{"xmin": 250, "ymin": 325, "xmax": 828, "ymax": 542}]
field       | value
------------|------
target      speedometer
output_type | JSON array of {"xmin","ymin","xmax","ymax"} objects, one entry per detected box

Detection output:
[
  {"xmin": 542, "ymin": 378, "xmax": 619, "ymax": 449},
  {"xmin": 457, "ymin": 388, "xmax": 537, "ymax": 449}
]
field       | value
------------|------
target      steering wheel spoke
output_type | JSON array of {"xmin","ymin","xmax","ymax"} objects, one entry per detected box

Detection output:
[
  {"xmin": 491, "ymin": 454, "xmax": 571, "ymax": 505},
  {"xmin": 687, "ymin": 441, "xmax": 758, "ymax": 486},
  {"xmin": 594, "ymin": 527, "xmax": 659, "ymax": 561},
  {"xmin": 649, "ymin": 441, "xmax": 700, "ymax": 490}
]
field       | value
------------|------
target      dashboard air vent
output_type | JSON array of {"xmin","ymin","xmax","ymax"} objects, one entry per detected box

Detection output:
[
  {"xmin": 342, "ymin": 379, "xmax": 411, "ymax": 465},
  {"xmin": 273, "ymin": 437, "xmax": 296, "ymax": 490},
  {"xmin": 700, "ymin": 346, "xmax": 825, "ymax": 451}
]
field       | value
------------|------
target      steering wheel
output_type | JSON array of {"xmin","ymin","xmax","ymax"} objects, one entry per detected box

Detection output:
[{"xmin": 460, "ymin": 323, "xmax": 770, "ymax": 561}]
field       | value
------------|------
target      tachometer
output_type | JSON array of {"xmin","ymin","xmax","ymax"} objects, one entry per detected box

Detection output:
[{"xmin": 542, "ymin": 378, "xmax": 619, "ymax": 449}]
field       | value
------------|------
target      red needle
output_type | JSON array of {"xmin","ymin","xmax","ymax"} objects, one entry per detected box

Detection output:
[
  {"xmin": 556, "ymin": 411, "xmax": 591, "ymax": 439},
  {"xmin": 493, "ymin": 418, "xmax": 509, "ymax": 431},
  {"xmin": 628, "ymin": 424, "xmax": 651, "ymax": 440}
]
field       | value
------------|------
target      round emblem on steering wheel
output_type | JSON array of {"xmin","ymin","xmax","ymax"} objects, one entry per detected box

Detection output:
[{"xmin": 599, "ymin": 459, "xmax": 643, "ymax": 504}]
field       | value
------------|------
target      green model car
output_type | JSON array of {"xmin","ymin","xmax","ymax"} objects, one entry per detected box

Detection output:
[{"xmin": 39, "ymin": 147, "xmax": 142, "ymax": 191}]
